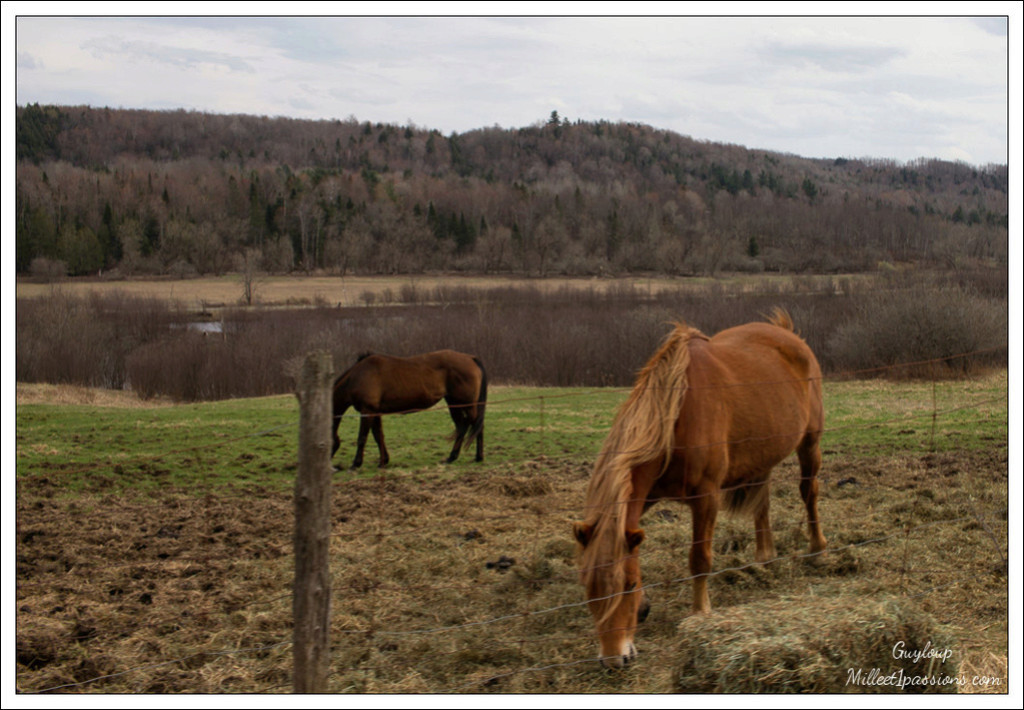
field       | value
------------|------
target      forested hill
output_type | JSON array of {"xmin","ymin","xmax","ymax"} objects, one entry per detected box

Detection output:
[{"xmin": 16, "ymin": 103, "xmax": 1008, "ymax": 277}]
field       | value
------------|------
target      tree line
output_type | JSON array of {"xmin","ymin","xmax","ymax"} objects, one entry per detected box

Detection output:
[{"xmin": 16, "ymin": 104, "xmax": 1008, "ymax": 279}]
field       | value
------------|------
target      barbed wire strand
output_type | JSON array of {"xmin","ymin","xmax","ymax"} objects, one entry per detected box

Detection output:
[
  {"xmin": 15, "ymin": 351, "xmax": 1008, "ymax": 694},
  {"xmin": 16, "ymin": 389, "xmax": 1007, "ymax": 593},
  {"xmin": 16, "ymin": 347, "xmax": 1005, "ymax": 489},
  {"xmin": 16, "ymin": 495, "xmax": 1005, "ymax": 683},
  {"xmin": 18, "ymin": 501, "xmax": 1004, "ymax": 694}
]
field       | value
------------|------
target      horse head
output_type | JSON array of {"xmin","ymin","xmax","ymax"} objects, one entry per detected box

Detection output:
[{"xmin": 573, "ymin": 521, "xmax": 650, "ymax": 669}]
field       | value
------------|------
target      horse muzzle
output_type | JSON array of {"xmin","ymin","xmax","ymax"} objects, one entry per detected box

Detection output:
[{"xmin": 599, "ymin": 641, "xmax": 637, "ymax": 670}]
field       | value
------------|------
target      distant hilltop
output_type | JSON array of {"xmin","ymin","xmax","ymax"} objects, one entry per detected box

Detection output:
[{"xmin": 16, "ymin": 104, "xmax": 1007, "ymax": 278}]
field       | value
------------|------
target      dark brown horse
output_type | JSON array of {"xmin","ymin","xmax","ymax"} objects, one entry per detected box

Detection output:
[
  {"xmin": 573, "ymin": 310, "xmax": 827, "ymax": 668},
  {"xmin": 331, "ymin": 349, "xmax": 487, "ymax": 469}
]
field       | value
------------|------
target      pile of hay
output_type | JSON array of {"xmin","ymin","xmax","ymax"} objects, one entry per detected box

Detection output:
[{"xmin": 672, "ymin": 595, "xmax": 961, "ymax": 693}]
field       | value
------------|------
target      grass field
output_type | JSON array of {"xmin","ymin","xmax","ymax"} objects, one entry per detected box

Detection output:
[
  {"xmin": 14, "ymin": 373, "xmax": 1010, "ymax": 694},
  {"xmin": 14, "ymin": 274, "xmax": 686, "ymax": 310},
  {"xmin": 14, "ymin": 272, "xmax": 861, "ymax": 311}
]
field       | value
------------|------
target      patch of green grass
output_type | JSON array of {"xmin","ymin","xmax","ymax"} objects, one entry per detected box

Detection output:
[
  {"xmin": 16, "ymin": 396, "xmax": 300, "ymax": 494},
  {"xmin": 15, "ymin": 373, "xmax": 1008, "ymax": 694},
  {"xmin": 16, "ymin": 372, "xmax": 1006, "ymax": 495},
  {"xmin": 15, "ymin": 386, "xmax": 630, "ymax": 494},
  {"xmin": 822, "ymin": 371, "xmax": 1008, "ymax": 458}
]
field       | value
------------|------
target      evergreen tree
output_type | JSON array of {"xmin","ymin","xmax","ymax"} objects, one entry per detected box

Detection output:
[
  {"xmin": 742, "ymin": 169, "xmax": 755, "ymax": 193},
  {"xmin": 142, "ymin": 215, "xmax": 161, "ymax": 256},
  {"xmin": 455, "ymin": 213, "xmax": 476, "ymax": 253},
  {"xmin": 57, "ymin": 223, "xmax": 103, "ymax": 275},
  {"xmin": 16, "ymin": 103, "xmax": 64, "ymax": 162},
  {"xmin": 17, "ymin": 206, "xmax": 57, "ymax": 271},
  {"xmin": 802, "ymin": 177, "xmax": 818, "ymax": 202}
]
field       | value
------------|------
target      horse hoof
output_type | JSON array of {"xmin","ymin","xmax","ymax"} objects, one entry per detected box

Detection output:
[{"xmin": 804, "ymin": 549, "xmax": 828, "ymax": 567}]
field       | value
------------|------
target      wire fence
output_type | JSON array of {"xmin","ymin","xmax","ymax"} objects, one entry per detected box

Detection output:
[
  {"xmin": 14, "ymin": 349, "xmax": 1009, "ymax": 694},
  {"xmin": 20, "ymin": 504, "xmax": 1006, "ymax": 694}
]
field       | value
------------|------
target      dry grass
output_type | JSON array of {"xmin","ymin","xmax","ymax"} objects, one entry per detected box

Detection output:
[
  {"xmin": 14, "ymin": 274, "xmax": 677, "ymax": 309},
  {"xmin": 15, "ymin": 382, "xmax": 173, "ymax": 408},
  {"xmin": 15, "ymin": 442, "xmax": 1008, "ymax": 694},
  {"xmin": 672, "ymin": 596, "xmax": 961, "ymax": 693},
  {"xmin": 14, "ymin": 272, "xmax": 855, "ymax": 310}
]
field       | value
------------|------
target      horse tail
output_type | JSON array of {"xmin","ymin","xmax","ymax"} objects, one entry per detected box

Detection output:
[
  {"xmin": 722, "ymin": 477, "xmax": 771, "ymax": 517},
  {"xmin": 466, "ymin": 356, "xmax": 488, "ymax": 443},
  {"xmin": 765, "ymin": 306, "xmax": 794, "ymax": 331},
  {"xmin": 578, "ymin": 323, "xmax": 695, "ymax": 622}
]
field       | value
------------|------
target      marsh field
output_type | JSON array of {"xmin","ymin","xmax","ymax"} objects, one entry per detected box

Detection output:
[
  {"xmin": 14, "ymin": 272, "xmax": 717, "ymax": 307},
  {"xmin": 14, "ymin": 270, "xmax": 1010, "ymax": 694}
]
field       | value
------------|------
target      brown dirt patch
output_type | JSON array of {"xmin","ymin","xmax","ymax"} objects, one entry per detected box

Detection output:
[{"xmin": 15, "ymin": 448, "xmax": 1008, "ymax": 694}]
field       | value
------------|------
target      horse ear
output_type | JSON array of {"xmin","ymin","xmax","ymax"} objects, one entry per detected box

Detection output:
[
  {"xmin": 625, "ymin": 528, "xmax": 645, "ymax": 551},
  {"xmin": 573, "ymin": 521, "xmax": 593, "ymax": 547}
]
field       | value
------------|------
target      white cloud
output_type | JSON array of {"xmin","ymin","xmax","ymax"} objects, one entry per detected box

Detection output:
[{"xmin": 9, "ymin": 11, "xmax": 1017, "ymax": 165}]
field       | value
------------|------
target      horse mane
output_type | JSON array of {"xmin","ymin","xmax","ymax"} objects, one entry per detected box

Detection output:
[{"xmin": 578, "ymin": 322, "xmax": 698, "ymax": 622}]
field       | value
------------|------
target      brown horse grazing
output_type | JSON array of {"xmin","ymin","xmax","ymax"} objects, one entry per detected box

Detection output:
[
  {"xmin": 572, "ymin": 310, "xmax": 827, "ymax": 668},
  {"xmin": 331, "ymin": 349, "xmax": 487, "ymax": 469}
]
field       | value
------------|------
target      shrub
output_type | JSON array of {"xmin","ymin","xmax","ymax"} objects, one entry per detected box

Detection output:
[
  {"xmin": 15, "ymin": 273, "xmax": 1008, "ymax": 400},
  {"xmin": 16, "ymin": 290, "xmax": 176, "ymax": 389},
  {"xmin": 828, "ymin": 285, "xmax": 1007, "ymax": 377},
  {"xmin": 29, "ymin": 257, "xmax": 67, "ymax": 282}
]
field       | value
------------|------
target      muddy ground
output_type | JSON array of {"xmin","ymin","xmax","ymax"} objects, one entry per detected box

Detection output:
[{"xmin": 15, "ymin": 447, "xmax": 1009, "ymax": 694}]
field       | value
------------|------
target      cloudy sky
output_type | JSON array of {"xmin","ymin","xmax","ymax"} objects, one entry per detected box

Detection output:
[{"xmin": 9, "ymin": 4, "xmax": 1020, "ymax": 166}]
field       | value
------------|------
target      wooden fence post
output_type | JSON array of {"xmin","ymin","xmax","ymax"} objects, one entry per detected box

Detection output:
[{"xmin": 293, "ymin": 350, "xmax": 335, "ymax": 693}]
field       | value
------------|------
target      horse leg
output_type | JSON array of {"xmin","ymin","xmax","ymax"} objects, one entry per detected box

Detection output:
[
  {"xmin": 331, "ymin": 398, "xmax": 348, "ymax": 456},
  {"xmin": 331, "ymin": 417, "xmax": 343, "ymax": 460},
  {"xmin": 688, "ymin": 488, "xmax": 719, "ymax": 614},
  {"xmin": 753, "ymin": 479, "xmax": 776, "ymax": 563},
  {"xmin": 351, "ymin": 415, "xmax": 371, "ymax": 469},
  {"xmin": 798, "ymin": 435, "xmax": 828, "ymax": 561},
  {"xmin": 473, "ymin": 416, "xmax": 484, "ymax": 462},
  {"xmin": 370, "ymin": 416, "xmax": 389, "ymax": 467},
  {"xmin": 446, "ymin": 407, "xmax": 469, "ymax": 463}
]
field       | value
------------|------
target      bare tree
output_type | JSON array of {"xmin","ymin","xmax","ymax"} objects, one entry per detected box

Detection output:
[{"xmin": 235, "ymin": 247, "xmax": 264, "ymax": 305}]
